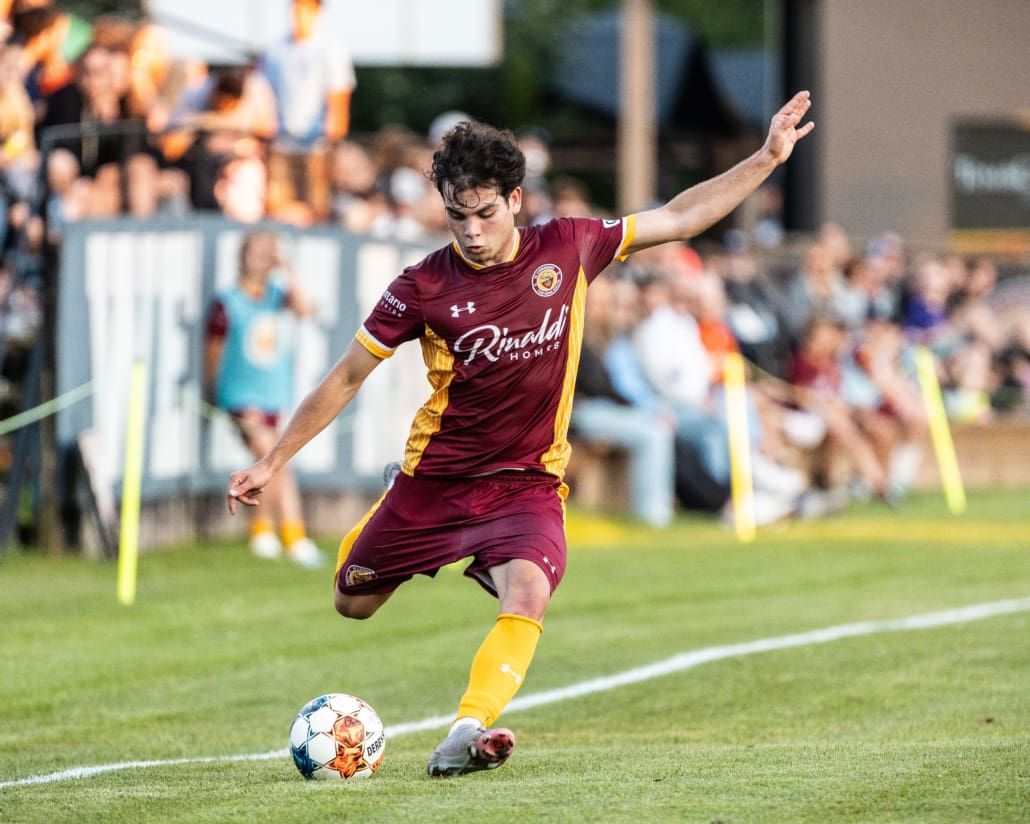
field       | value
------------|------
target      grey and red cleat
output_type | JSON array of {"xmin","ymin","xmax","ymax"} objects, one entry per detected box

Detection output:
[{"xmin": 427, "ymin": 724, "xmax": 516, "ymax": 777}]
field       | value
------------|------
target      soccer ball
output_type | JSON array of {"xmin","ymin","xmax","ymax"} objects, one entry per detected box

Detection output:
[{"xmin": 289, "ymin": 693, "xmax": 386, "ymax": 780}]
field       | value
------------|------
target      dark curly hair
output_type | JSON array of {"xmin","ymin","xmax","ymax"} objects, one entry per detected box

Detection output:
[{"xmin": 430, "ymin": 122, "xmax": 526, "ymax": 205}]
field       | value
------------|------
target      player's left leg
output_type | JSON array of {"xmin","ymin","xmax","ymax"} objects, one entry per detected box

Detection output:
[
  {"xmin": 458, "ymin": 558, "xmax": 549, "ymax": 724},
  {"xmin": 428, "ymin": 559, "xmax": 549, "ymax": 777}
]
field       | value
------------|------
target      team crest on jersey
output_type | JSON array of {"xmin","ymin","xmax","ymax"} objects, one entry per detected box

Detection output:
[
  {"xmin": 531, "ymin": 264, "xmax": 563, "ymax": 297},
  {"xmin": 345, "ymin": 564, "xmax": 377, "ymax": 587}
]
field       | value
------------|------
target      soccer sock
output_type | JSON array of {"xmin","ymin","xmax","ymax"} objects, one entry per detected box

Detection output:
[
  {"xmin": 456, "ymin": 613, "xmax": 543, "ymax": 728},
  {"xmin": 250, "ymin": 517, "xmax": 275, "ymax": 538},
  {"xmin": 280, "ymin": 521, "xmax": 306, "ymax": 547}
]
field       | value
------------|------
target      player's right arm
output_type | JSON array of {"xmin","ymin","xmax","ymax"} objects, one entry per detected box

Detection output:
[
  {"xmin": 227, "ymin": 340, "xmax": 382, "ymax": 513},
  {"xmin": 625, "ymin": 90, "xmax": 813, "ymax": 254}
]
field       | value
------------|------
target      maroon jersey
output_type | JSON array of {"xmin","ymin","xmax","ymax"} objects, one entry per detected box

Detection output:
[{"xmin": 357, "ymin": 216, "xmax": 636, "ymax": 478}]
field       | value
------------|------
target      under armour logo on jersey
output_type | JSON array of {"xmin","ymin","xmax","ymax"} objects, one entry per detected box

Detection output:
[
  {"xmin": 500, "ymin": 663, "xmax": 523, "ymax": 685},
  {"xmin": 450, "ymin": 301, "xmax": 476, "ymax": 317}
]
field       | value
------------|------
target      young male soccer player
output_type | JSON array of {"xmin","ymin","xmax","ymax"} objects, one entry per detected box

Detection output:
[{"xmin": 226, "ymin": 91, "xmax": 814, "ymax": 777}]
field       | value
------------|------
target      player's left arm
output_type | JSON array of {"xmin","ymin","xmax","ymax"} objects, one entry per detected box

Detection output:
[{"xmin": 625, "ymin": 90, "xmax": 813, "ymax": 255}]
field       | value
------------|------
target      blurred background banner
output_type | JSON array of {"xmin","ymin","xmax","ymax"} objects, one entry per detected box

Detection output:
[{"xmin": 145, "ymin": 0, "xmax": 503, "ymax": 66}]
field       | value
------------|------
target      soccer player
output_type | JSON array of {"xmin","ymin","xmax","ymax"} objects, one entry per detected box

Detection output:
[{"xmin": 226, "ymin": 91, "xmax": 814, "ymax": 776}]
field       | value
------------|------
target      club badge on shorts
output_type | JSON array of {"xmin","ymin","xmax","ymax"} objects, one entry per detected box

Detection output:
[{"xmin": 345, "ymin": 564, "xmax": 378, "ymax": 586}]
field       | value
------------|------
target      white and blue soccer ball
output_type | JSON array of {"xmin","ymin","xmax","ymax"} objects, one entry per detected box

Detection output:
[{"xmin": 289, "ymin": 693, "xmax": 386, "ymax": 780}]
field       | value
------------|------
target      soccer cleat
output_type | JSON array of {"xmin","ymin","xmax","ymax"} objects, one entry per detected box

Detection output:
[
  {"xmin": 250, "ymin": 531, "xmax": 283, "ymax": 560},
  {"xmin": 286, "ymin": 537, "xmax": 327, "ymax": 569},
  {"xmin": 427, "ymin": 724, "xmax": 516, "ymax": 777}
]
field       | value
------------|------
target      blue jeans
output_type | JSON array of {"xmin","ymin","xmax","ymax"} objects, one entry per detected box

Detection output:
[
  {"xmin": 571, "ymin": 399, "xmax": 675, "ymax": 527},
  {"xmin": 673, "ymin": 405, "xmax": 731, "ymax": 485}
]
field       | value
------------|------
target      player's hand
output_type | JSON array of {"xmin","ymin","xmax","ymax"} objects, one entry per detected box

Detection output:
[
  {"xmin": 226, "ymin": 463, "xmax": 273, "ymax": 514},
  {"xmin": 764, "ymin": 90, "xmax": 814, "ymax": 165}
]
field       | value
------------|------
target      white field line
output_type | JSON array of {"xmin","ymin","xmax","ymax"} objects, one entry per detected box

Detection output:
[{"xmin": 3, "ymin": 595, "xmax": 1028, "ymax": 789}]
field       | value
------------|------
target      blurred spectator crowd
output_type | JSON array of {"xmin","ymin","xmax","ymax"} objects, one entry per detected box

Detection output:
[
  {"xmin": 573, "ymin": 223, "xmax": 1030, "ymax": 527},
  {"xmin": 0, "ymin": 0, "xmax": 1027, "ymax": 530}
]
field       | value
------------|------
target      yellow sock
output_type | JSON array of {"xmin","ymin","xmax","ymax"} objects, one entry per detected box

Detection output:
[
  {"xmin": 280, "ymin": 521, "xmax": 305, "ymax": 547},
  {"xmin": 456, "ymin": 613, "xmax": 543, "ymax": 727},
  {"xmin": 250, "ymin": 518, "xmax": 275, "ymax": 538}
]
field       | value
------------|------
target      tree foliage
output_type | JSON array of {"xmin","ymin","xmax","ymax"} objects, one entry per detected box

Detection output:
[{"xmin": 59, "ymin": 0, "xmax": 141, "ymax": 21}]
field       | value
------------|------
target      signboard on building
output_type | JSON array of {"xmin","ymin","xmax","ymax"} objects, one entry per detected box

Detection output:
[{"xmin": 951, "ymin": 119, "xmax": 1030, "ymax": 254}]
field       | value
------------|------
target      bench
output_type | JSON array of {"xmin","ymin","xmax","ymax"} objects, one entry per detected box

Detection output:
[{"xmin": 566, "ymin": 420, "xmax": 1030, "ymax": 514}]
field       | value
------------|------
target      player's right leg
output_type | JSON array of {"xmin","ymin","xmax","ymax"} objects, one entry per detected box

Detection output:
[{"xmin": 333, "ymin": 588, "xmax": 393, "ymax": 620}]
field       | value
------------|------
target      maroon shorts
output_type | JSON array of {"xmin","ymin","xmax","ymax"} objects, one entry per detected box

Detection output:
[{"xmin": 335, "ymin": 471, "xmax": 568, "ymax": 598}]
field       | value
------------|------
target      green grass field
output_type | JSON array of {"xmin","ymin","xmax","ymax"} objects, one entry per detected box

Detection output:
[{"xmin": 2, "ymin": 489, "xmax": 1029, "ymax": 823}]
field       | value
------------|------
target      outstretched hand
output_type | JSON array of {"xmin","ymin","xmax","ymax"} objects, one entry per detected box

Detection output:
[
  {"xmin": 765, "ymin": 90, "xmax": 815, "ymax": 165},
  {"xmin": 226, "ymin": 461, "xmax": 274, "ymax": 515}
]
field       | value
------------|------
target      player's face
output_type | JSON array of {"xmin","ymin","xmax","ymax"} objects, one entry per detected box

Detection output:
[{"xmin": 442, "ymin": 184, "xmax": 522, "ymax": 267}]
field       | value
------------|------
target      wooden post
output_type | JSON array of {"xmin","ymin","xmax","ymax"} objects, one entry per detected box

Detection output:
[{"xmin": 617, "ymin": 0, "xmax": 657, "ymax": 215}]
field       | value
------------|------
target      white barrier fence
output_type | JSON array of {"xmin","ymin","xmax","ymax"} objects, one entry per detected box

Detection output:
[{"xmin": 56, "ymin": 216, "xmax": 437, "ymax": 509}]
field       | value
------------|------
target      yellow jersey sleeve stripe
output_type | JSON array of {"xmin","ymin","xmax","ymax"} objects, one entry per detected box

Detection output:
[
  {"xmin": 616, "ymin": 214, "xmax": 637, "ymax": 262},
  {"xmin": 356, "ymin": 326, "xmax": 395, "ymax": 359},
  {"xmin": 539, "ymin": 268, "xmax": 588, "ymax": 479}
]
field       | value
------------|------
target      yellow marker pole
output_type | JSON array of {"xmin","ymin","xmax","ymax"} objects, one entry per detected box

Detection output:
[
  {"xmin": 723, "ymin": 352, "xmax": 755, "ymax": 542},
  {"xmin": 914, "ymin": 346, "xmax": 966, "ymax": 516},
  {"xmin": 118, "ymin": 361, "xmax": 148, "ymax": 605}
]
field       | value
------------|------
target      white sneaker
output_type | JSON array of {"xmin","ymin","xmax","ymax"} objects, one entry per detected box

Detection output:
[
  {"xmin": 250, "ymin": 531, "xmax": 282, "ymax": 560},
  {"xmin": 286, "ymin": 537, "xmax": 327, "ymax": 569},
  {"xmin": 797, "ymin": 487, "xmax": 850, "ymax": 520},
  {"xmin": 753, "ymin": 490, "xmax": 798, "ymax": 526},
  {"xmin": 720, "ymin": 490, "xmax": 797, "ymax": 529},
  {"xmin": 750, "ymin": 453, "xmax": 808, "ymax": 498}
]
